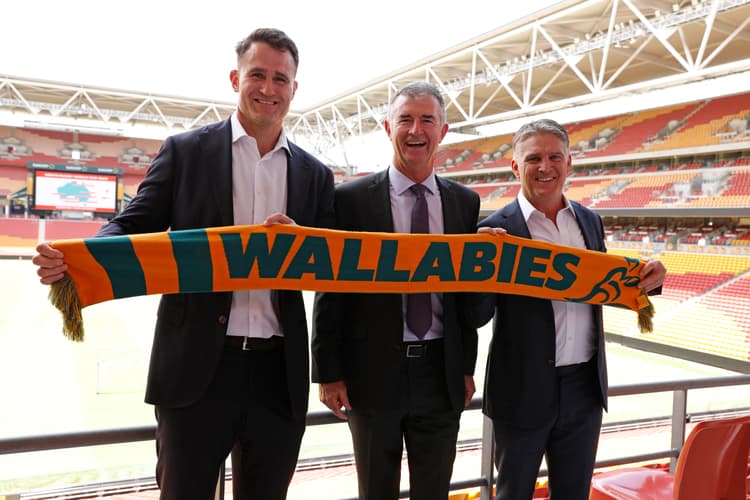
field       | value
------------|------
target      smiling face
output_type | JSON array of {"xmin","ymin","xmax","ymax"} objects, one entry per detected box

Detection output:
[
  {"xmin": 230, "ymin": 41, "xmax": 297, "ymax": 141},
  {"xmin": 512, "ymin": 132, "xmax": 572, "ymax": 218},
  {"xmin": 385, "ymin": 93, "xmax": 448, "ymax": 183}
]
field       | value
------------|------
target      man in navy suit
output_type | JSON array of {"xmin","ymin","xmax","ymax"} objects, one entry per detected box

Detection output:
[
  {"xmin": 476, "ymin": 119, "xmax": 666, "ymax": 499},
  {"xmin": 32, "ymin": 28, "xmax": 334, "ymax": 500},
  {"xmin": 312, "ymin": 81, "xmax": 480, "ymax": 499}
]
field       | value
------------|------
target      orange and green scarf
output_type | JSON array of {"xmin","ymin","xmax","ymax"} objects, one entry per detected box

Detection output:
[{"xmin": 49, "ymin": 224, "xmax": 654, "ymax": 341}]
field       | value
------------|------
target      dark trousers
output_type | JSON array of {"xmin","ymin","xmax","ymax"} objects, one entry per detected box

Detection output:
[
  {"xmin": 347, "ymin": 340, "xmax": 461, "ymax": 500},
  {"xmin": 154, "ymin": 345, "xmax": 305, "ymax": 500},
  {"xmin": 493, "ymin": 358, "xmax": 603, "ymax": 500}
]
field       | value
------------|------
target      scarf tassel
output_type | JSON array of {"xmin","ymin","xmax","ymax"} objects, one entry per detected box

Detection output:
[
  {"xmin": 637, "ymin": 292, "xmax": 655, "ymax": 334},
  {"xmin": 49, "ymin": 274, "xmax": 85, "ymax": 342}
]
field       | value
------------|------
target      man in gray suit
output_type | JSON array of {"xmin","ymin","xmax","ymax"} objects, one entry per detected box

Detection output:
[
  {"xmin": 312, "ymin": 81, "xmax": 480, "ymax": 500},
  {"xmin": 32, "ymin": 28, "xmax": 334, "ymax": 500}
]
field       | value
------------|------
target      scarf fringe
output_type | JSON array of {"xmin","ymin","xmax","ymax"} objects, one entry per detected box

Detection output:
[
  {"xmin": 49, "ymin": 275, "xmax": 85, "ymax": 342},
  {"xmin": 637, "ymin": 292, "xmax": 655, "ymax": 333}
]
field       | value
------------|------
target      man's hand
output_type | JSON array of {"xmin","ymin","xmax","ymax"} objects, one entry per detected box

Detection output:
[
  {"xmin": 638, "ymin": 259, "xmax": 667, "ymax": 292},
  {"xmin": 478, "ymin": 226, "xmax": 507, "ymax": 236},
  {"xmin": 263, "ymin": 212, "xmax": 296, "ymax": 226},
  {"xmin": 464, "ymin": 375, "xmax": 476, "ymax": 408},
  {"xmin": 31, "ymin": 242, "xmax": 67, "ymax": 285},
  {"xmin": 319, "ymin": 381, "xmax": 351, "ymax": 420}
]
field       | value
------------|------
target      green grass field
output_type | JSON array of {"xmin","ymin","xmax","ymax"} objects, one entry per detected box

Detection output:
[{"xmin": 2, "ymin": 258, "xmax": 749, "ymax": 494}]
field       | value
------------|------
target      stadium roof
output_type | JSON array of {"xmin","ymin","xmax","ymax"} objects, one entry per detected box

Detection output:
[{"xmin": 1, "ymin": 0, "xmax": 749, "ymax": 156}]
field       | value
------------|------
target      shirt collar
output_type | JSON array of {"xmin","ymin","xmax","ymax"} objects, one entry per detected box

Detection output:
[
  {"xmin": 517, "ymin": 190, "xmax": 576, "ymax": 222},
  {"xmin": 230, "ymin": 111, "xmax": 290, "ymax": 154},
  {"xmin": 388, "ymin": 166, "xmax": 438, "ymax": 196}
]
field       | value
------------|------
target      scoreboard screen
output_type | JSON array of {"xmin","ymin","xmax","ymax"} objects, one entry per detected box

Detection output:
[{"xmin": 33, "ymin": 169, "xmax": 118, "ymax": 214}]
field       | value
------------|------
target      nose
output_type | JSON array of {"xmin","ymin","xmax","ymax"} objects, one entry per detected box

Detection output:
[
  {"xmin": 409, "ymin": 119, "xmax": 424, "ymax": 134},
  {"xmin": 258, "ymin": 77, "xmax": 272, "ymax": 95}
]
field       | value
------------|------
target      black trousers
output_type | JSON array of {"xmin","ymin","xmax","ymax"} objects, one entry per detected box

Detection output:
[
  {"xmin": 493, "ymin": 357, "xmax": 603, "ymax": 500},
  {"xmin": 347, "ymin": 339, "xmax": 462, "ymax": 500},
  {"xmin": 154, "ymin": 345, "xmax": 305, "ymax": 500}
]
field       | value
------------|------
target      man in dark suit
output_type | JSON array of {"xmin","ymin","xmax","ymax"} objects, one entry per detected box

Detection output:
[
  {"xmin": 312, "ymin": 81, "xmax": 480, "ymax": 500},
  {"xmin": 32, "ymin": 28, "xmax": 334, "ymax": 500},
  {"xmin": 476, "ymin": 119, "xmax": 666, "ymax": 499}
]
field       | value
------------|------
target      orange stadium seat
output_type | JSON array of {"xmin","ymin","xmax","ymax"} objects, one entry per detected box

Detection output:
[{"xmin": 590, "ymin": 414, "xmax": 750, "ymax": 500}]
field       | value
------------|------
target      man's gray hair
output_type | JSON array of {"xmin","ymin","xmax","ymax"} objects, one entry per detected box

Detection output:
[
  {"xmin": 512, "ymin": 119, "xmax": 570, "ymax": 154},
  {"xmin": 389, "ymin": 81, "xmax": 447, "ymax": 124}
]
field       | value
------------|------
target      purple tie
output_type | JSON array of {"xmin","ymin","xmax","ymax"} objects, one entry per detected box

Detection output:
[{"xmin": 407, "ymin": 184, "xmax": 432, "ymax": 339}]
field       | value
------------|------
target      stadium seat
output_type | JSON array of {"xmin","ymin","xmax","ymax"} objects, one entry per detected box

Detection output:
[{"xmin": 590, "ymin": 414, "xmax": 750, "ymax": 500}]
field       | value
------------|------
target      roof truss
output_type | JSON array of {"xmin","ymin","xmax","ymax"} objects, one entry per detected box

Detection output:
[{"xmin": 289, "ymin": 0, "xmax": 750, "ymax": 148}]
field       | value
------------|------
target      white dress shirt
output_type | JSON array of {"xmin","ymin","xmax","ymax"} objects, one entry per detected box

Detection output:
[
  {"xmin": 387, "ymin": 167, "xmax": 445, "ymax": 341},
  {"xmin": 517, "ymin": 191, "xmax": 596, "ymax": 366},
  {"xmin": 226, "ymin": 112, "xmax": 288, "ymax": 339}
]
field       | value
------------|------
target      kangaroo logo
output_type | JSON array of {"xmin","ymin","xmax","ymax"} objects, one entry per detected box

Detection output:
[{"xmin": 566, "ymin": 257, "xmax": 641, "ymax": 307}]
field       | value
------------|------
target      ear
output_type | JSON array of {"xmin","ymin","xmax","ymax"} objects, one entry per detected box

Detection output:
[
  {"xmin": 291, "ymin": 80, "xmax": 298, "ymax": 99},
  {"xmin": 439, "ymin": 122, "xmax": 449, "ymax": 142},
  {"xmin": 511, "ymin": 158, "xmax": 520, "ymax": 178},
  {"xmin": 229, "ymin": 70, "xmax": 239, "ymax": 92}
]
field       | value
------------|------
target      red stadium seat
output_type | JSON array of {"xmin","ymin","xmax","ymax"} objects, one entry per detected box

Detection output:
[{"xmin": 590, "ymin": 414, "xmax": 750, "ymax": 500}]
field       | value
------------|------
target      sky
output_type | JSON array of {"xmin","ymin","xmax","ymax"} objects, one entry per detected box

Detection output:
[{"xmin": 1, "ymin": 0, "xmax": 553, "ymax": 110}]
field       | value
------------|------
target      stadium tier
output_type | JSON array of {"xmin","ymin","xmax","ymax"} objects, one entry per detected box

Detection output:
[
  {"xmin": 0, "ymin": 165, "xmax": 26, "ymax": 197},
  {"xmin": 646, "ymin": 93, "xmax": 750, "ymax": 151},
  {"xmin": 604, "ymin": 250, "xmax": 750, "ymax": 361},
  {"xmin": 464, "ymin": 160, "xmax": 750, "ymax": 211},
  {"xmin": 0, "ymin": 125, "xmax": 161, "ymax": 173},
  {"xmin": 0, "ymin": 216, "xmax": 38, "ymax": 248},
  {"xmin": 439, "ymin": 90, "xmax": 750, "ymax": 175}
]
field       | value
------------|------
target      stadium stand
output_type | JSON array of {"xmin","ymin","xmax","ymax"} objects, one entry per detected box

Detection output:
[
  {"xmin": 0, "ymin": 217, "xmax": 38, "ymax": 248},
  {"xmin": 646, "ymin": 94, "xmax": 750, "ymax": 151},
  {"xmin": 0, "ymin": 165, "xmax": 27, "ymax": 197},
  {"xmin": 0, "ymin": 126, "xmax": 160, "ymax": 175},
  {"xmin": 584, "ymin": 103, "xmax": 698, "ymax": 157},
  {"xmin": 44, "ymin": 219, "xmax": 107, "ymax": 241},
  {"xmin": 567, "ymin": 116, "xmax": 624, "ymax": 154},
  {"xmin": 603, "ymin": 250, "xmax": 750, "ymax": 361}
]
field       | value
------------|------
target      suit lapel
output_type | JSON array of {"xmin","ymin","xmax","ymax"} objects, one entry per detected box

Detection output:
[
  {"xmin": 286, "ymin": 142, "xmax": 311, "ymax": 223},
  {"xmin": 572, "ymin": 202, "xmax": 597, "ymax": 250},
  {"xmin": 504, "ymin": 200, "xmax": 532, "ymax": 239},
  {"xmin": 202, "ymin": 119, "xmax": 233, "ymax": 226},
  {"xmin": 437, "ymin": 177, "xmax": 461, "ymax": 234},
  {"xmin": 365, "ymin": 170, "xmax": 394, "ymax": 232}
]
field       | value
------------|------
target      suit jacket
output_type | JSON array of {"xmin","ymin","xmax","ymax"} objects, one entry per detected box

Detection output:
[
  {"xmin": 476, "ymin": 199, "xmax": 608, "ymax": 428},
  {"xmin": 311, "ymin": 169, "xmax": 479, "ymax": 412},
  {"xmin": 97, "ymin": 118, "xmax": 335, "ymax": 417}
]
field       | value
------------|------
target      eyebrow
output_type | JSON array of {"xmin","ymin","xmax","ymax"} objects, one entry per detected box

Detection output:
[{"xmin": 398, "ymin": 113, "xmax": 436, "ymax": 120}]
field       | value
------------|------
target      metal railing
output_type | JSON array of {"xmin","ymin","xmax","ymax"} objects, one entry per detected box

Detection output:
[{"xmin": 2, "ymin": 374, "xmax": 750, "ymax": 500}]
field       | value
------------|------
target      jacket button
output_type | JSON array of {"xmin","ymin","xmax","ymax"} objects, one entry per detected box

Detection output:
[
  {"xmin": 218, "ymin": 314, "xmax": 227, "ymax": 325},
  {"xmin": 547, "ymin": 359, "xmax": 554, "ymax": 366}
]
